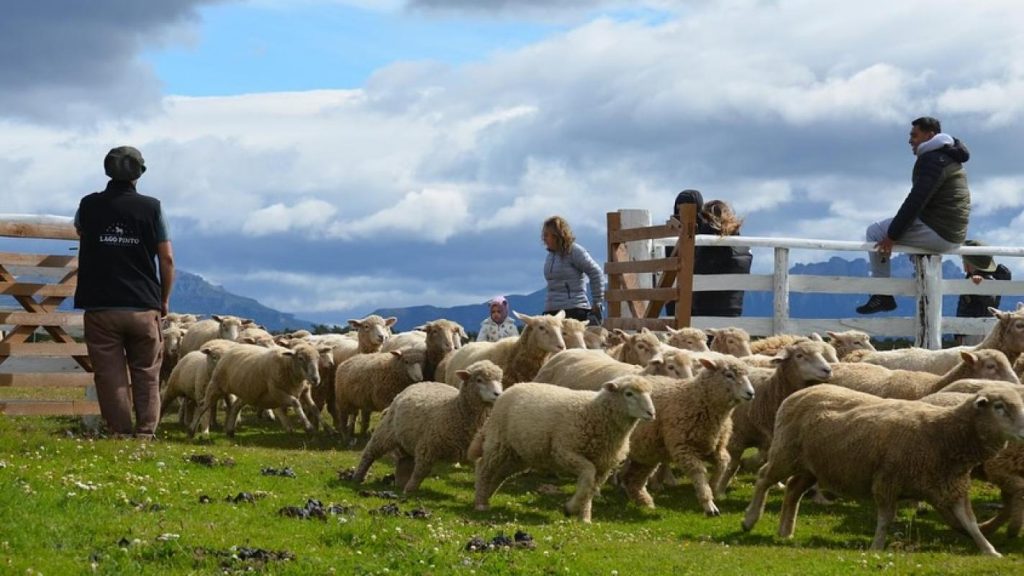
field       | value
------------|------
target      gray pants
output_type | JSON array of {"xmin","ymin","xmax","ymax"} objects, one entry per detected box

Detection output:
[{"xmin": 865, "ymin": 218, "xmax": 959, "ymax": 278}]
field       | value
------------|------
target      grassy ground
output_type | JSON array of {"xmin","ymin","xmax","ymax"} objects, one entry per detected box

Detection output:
[{"xmin": 1, "ymin": 410, "xmax": 1022, "ymax": 576}]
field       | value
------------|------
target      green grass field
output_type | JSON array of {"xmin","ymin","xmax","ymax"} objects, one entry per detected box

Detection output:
[{"xmin": 1, "ymin": 408, "xmax": 1022, "ymax": 575}]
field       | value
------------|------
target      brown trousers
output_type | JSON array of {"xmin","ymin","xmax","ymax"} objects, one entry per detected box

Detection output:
[{"xmin": 84, "ymin": 310, "xmax": 163, "ymax": 435}]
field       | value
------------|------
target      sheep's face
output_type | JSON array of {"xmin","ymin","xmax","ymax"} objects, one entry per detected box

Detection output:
[
  {"xmin": 828, "ymin": 331, "xmax": 875, "ymax": 358},
  {"xmin": 458, "ymin": 361, "xmax": 504, "ymax": 403},
  {"xmin": 163, "ymin": 328, "xmax": 184, "ymax": 359},
  {"xmin": 425, "ymin": 322, "xmax": 458, "ymax": 354},
  {"xmin": 962, "ymin": 351, "xmax": 1020, "ymax": 384},
  {"xmin": 452, "ymin": 324, "xmax": 468, "ymax": 349},
  {"xmin": 562, "ymin": 319, "xmax": 588, "ymax": 349},
  {"xmin": 709, "ymin": 328, "xmax": 752, "ymax": 357},
  {"xmin": 659, "ymin": 350, "xmax": 694, "ymax": 380},
  {"xmin": 317, "ymin": 347, "xmax": 336, "ymax": 372},
  {"xmin": 776, "ymin": 343, "xmax": 833, "ymax": 384},
  {"xmin": 700, "ymin": 358, "xmax": 755, "ymax": 401},
  {"xmin": 994, "ymin": 309, "xmax": 1024, "ymax": 354},
  {"xmin": 213, "ymin": 315, "xmax": 244, "ymax": 342},
  {"xmin": 349, "ymin": 315, "xmax": 397, "ymax": 351},
  {"xmin": 605, "ymin": 376, "xmax": 655, "ymax": 421},
  {"xmin": 975, "ymin": 389, "xmax": 1024, "ymax": 442},
  {"xmin": 627, "ymin": 331, "xmax": 663, "ymax": 365},
  {"xmin": 516, "ymin": 311, "xmax": 567, "ymax": 353},
  {"xmin": 667, "ymin": 328, "xmax": 710, "ymax": 352},
  {"xmin": 392, "ymin": 350, "xmax": 425, "ymax": 382},
  {"xmin": 288, "ymin": 345, "xmax": 322, "ymax": 388},
  {"xmin": 583, "ymin": 326, "xmax": 608, "ymax": 349}
]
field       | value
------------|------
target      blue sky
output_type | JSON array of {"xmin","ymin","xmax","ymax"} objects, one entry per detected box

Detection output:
[{"xmin": 2, "ymin": 0, "xmax": 1024, "ymax": 323}]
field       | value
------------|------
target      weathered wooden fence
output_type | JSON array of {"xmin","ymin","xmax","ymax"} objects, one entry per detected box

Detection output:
[
  {"xmin": 605, "ymin": 209, "xmax": 1024, "ymax": 349},
  {"xmin": 0, "ymin": 214, "xmax": 97, "ymax": 415}
]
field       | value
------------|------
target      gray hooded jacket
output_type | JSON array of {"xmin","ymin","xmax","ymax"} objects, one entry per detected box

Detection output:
[{"xmin": 543, "ymin": 243, "xmax": 605, "ymax": 312}]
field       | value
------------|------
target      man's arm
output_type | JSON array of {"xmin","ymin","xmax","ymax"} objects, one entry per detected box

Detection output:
[
  {"xmin": 157, "ymin": 241, "xmax": 175, "ymax": 316},
  {"xmin": 887, "ymin": 154, "xmax": 947, "ymax": 241}
]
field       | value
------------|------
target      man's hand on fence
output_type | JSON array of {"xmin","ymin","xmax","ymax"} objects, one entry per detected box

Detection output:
[{"xmin": 875, "ymin": 236, "xmax": 895, "ymax": 259}]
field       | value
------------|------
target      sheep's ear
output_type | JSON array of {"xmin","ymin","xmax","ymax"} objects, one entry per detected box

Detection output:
[
  {"xmin": 212, "ymin": 314, "xmax": 224, "ymax": 322},
  {"xmin": 348, "ymin": 319, "xmax": 363, "ymax": 328},
  {"xmin": 242, "ymin": 319, "xmax": 257, "ymax": 326},
  {"xmin": 974, "ymin": 396, "xmax": 990, "ymax": 409},
  {"xmin": 554, "ymin": 310, "xmax": 566, "ymax": 320},
  {"xmin": 706, "ymin": 328, "xmax": 718, "ymax": 336},
  {"xmin": 639, "ymin": 327, "xmax": 650, "ymax": 334},
  {"xmin": 1017, "ymin": 302, "xmax": 1024, "ymax": 311},
  {"xmin": 665, "ymin": 326, "xmax": 679, "ymax": 334},
  {"xmin": 602, "ymin": 380, "xmax": 619, "ymax": 392},
  {"xmin": 280, "ymin": 349, "xmax": 296, "ymax": 357},
  {"xmin": 960, "ymin": 351, "xmax": 978, "ymax": 365},
  {"xmin": 809, "ymin": 333, "xmax": 823, "ymax": 342},
  {"xmin": 384, "ymin": 317, "xmax": 398, "ymax": 327},
  {"xmin": 390, "ymin": 350, "xmax": 403, "ymax": 358},
  {"xmin": 698, "ymin": 357, "xmax": 718, "ymax": 370},
  {"xmin": 457, "ymin": 326, "xmax": 469, "ymax": 338},
  {"xmin": 317, "ymin": 345, "xmax": 334, "ymax": 354},
  {"xmin": 414, "ymin": 324, "xmax": 428, "ymax": 332},
  {"xmin": 613, "ymin": 328, "xmax": 628, "ymax": 338},
  {"xmin": 513, "ymin": 310, "xmax": 530, "ymax": 322},
  {"xmin": 826, "ymin": 331, "xmax": 839, "ymax": 339},
  {"xmin": 455, "ymin": 370, "xmax": 471, "ymax": 382},
  {"xmin": 774, "ymin": 348, "xmax": 791, "ymax": 362},
  {"xmin": 648, "ymin": 356, "xmax": 665, "ymax": 366}
]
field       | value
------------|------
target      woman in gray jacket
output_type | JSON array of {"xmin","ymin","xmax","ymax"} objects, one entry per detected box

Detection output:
[{"xmin": 541, "ymin": 216, "xmax": 605, "ymax": 325}]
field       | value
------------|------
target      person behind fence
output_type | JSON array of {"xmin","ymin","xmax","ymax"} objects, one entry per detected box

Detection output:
[
  {"xmin": 689, "ymin": 200, "xmax": 752, "ymax": 318},
  {"xmin": 74, "ymin": 146, "xmax": 175, "ymax": 439},
  {"xmin": 665, "ymin": 189, "xmax": 705, "ymax": 317},
  {"xmin": 857, "ymin": 116, "xmax": 971, "ymax": 314},
  {"xmin": 541, "ymin": 216, "xmax": 605, "ymax": 326},
  {"xmin": 955, "ymin": 240, "xmax": 1011, "ymax": 345},
  {"xmin": 477, "ymin": 296, "xmax": 519, "ymax": 342}
]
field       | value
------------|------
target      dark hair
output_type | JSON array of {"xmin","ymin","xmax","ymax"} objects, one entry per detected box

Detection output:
[{"xmin": 911, "ymin": 117, "xmax": 941, "ymax": 134}]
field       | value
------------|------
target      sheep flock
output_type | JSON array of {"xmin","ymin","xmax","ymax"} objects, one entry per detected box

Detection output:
[{"xmin": 153, "ymin": 304, "xmax": 1024, "ymax": 556}]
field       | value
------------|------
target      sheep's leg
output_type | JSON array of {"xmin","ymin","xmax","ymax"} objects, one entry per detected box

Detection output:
[
  {"xmin": 189, "ymin": 383, "xmax": 220, "ymax": 437},
  {"xmin": 225, "ymin": 400, "xmax": 245, "ymax": 438},
  {"xmin": 404, "ymin": 455, "xmax": 435, "ymax": 493},
  {"xmin": 474, "ymin": 447, "xmax": 521, "ymax": 512},
  {"xmin": 553, "ymin": 449, "xmax": 598, "ymax": 522},
  {"xmin": 182, "ymin": 400, "xmax": 195, "ymax": 428},
  {"xmin": 778, "ymin": 473, "xmax": 816, "ymax": 538},
  {"xmin": 717, "ymin": 445, "xmax": 744, "ymax": 495},
  {"xmin": 742, "ymin": 458, "xmax": 793, "ymax": 532},
  {"xmin": 619, "ymin": 459, "xmax": 658, "ymax": 508},
  {"xmin": 159, "ymin": 388, "xmax": 179, "ymax": 419},
  {"xmin": 352, "ymin": 429, "xmax": 395, "ymax": 483},
  {"xmin": 948, "ymin": 493, "xmax": 1001, "ymax": 557},
  {"xmin": 299, "ymin": 387, "xmax": 321, "ymax": 432},
  {"xmin": 358, "ymin": 409, "xmax": 372, "ymax": 438},
  {"xmin": 672, "ymin": 449, "xmax": 719, "ymax": 517},
  {"xmin": 980, "ymin": 477, "xmax": 1024, "ymax": 537},
  {"xmin": 709, "ymin": 446, "xmax": 732, "ymax": 501},
  {"xmin": 395, "ymin": 455, "xmax": 415, "ymax": 489},
  {"xmin": 273, "ymin": 408, "xmax": 293, "ymax": 432}
]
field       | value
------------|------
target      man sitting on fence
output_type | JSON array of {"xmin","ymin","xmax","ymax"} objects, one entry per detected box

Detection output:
[
  {"xmin": 74, "ymin": 146, "xmax": 175, "ymax": 439},
  {"xmin": 857, "ymin": 117, "xmax": 972, "ymax": 314}
]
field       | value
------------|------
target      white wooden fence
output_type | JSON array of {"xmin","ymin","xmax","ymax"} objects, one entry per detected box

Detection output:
[{"xmin": 617, "ymin": 210, "xmax": 1024, "ymax": 349}]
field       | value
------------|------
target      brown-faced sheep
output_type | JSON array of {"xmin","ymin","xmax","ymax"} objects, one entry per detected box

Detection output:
[
  {"xmin": 741, "ymin": 384, "xmax": 1024, "ymax": 556},
  {"xmin": 470, "ymin": 376, "xmax": 655, "ymax": 523},
  {"xmin": 353, "ymin": 360, "xmax": 504, "ymax": 493},
  {"xmin": 708, "ymin": 327, "xmax": 752, "ymax": 357}
]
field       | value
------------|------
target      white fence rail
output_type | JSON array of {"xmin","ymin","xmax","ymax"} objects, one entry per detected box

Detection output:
[{"xmin": 615, "ymin": 211, "xmax": 1024, "ymax": 349}]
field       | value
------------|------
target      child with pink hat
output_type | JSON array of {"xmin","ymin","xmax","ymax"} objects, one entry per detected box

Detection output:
[{"xmin": 477, "ymin": 296, "xmax": 519, "ymax": 342}]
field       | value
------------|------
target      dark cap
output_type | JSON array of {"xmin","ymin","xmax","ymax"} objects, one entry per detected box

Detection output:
[
  {"xmin": 104, "ymin": 146, "xmax": 146, "ymax": 181},
  {"xmin": 962, "ymin": 239, "xmax": 997, "ymax": 273}
]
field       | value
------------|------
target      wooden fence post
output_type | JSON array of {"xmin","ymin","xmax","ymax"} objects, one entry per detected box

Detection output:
[
  {"xmin": 674, "ymin": 204, "xmax": 696, "ymax": 329},
  {"xmin": 606, "ymin": 212, "xmax": 623, "ymax": 326},
  {"xmin": 773, "ymin": 247, "xmax": 790, "ymax": 335},
  {"xmin": 915, "ymin": 254, "xmax": 943, "ymax": 349}
]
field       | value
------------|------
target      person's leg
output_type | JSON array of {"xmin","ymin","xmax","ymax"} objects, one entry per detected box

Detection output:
[
  {"xmin": 892, "ymin": 219, "xmax": 960, "ymax": 254},
  {"xmin": 84, "ymin": 311, "xmax": 133, "ymax": 436},
  {"xmin": 122, "ymin": 310, "xmax": 163, "ymax": 436},
  {"xmin": 865, "ymin": 218, "xmax": 892, "ymax": 278}
]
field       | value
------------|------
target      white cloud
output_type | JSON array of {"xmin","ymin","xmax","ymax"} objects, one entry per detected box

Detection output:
[
  {"xmin": 330, "ymin": 188, "xmax": 471, "ymax": 242},
  {"xmin": 242, "ymin": 199, "xmax": 338, "ymax": 236}
]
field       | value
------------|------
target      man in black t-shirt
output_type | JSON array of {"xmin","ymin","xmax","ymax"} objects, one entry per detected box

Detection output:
[{"xmin": 74, "ymin": 146, "xmax": 175, "ymax": 439}]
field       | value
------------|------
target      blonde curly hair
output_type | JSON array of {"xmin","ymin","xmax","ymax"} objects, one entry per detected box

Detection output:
[
  {"xmin": 703, "ymin": 200, "xmax": 743, "ymax": 236},
  {"xmin": 542, "ymin": 216, "xmax": 576, "ymax": 255}
]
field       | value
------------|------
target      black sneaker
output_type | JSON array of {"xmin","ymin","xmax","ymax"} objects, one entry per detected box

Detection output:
[{"xmin": 856, "ymin": 295, "xmax": 896, "ymax": 315}]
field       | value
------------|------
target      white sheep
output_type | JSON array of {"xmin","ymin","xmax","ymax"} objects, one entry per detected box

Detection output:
[
  {"xmin": 189, "ymin": 342, "xmax": 322, "ymax": 437},
  {"xmin": 619, "ymin": 356, "xmax": 755, "ymax": 515},
  {"xmin": 856, "ymin": 305, "xmax": 1024, "ymax": 374},
  {"xmin": 236, "ymin": 326, "xmax": 276, "ymax": 347},
  {"xmin": 665, "ymin": 327, "xmax": 710, "ymax": 352},
  {"xmin": 469, "ymin": 376, "xmax": 655, "ymax": 523},
  {"xmin": 741, "ymin": 383, "xmax": 1024, "ymax": 556},
  {"xmin": 829, "ymin": 349, "xmax": 1019, "ymax": 400},
  {"xmin": 160, "ymin": 326, "xmax": 186, "ymax": 385},
  {"xmin": 379, "ymin": 319, "xmax": 465, "ymax": 381},
  {"xmin": 534, "ymin": 348, "xmax": 692, "ymax": 391},
  {"xmin": 584, "ymin": 326, "xmax": 612, "ymax": 350},
  {"xmin": 333, "ymin": 348, "xmax": 426, "ymax": 442},
  {"xmin": 562, "ymin": 318, "xmax": 589, "ymax": 349},
  {"xmin": 353, "ymin": 360, "xmax": 504, "ymax": 492},
  {"xmin": 708, "ymin": 327, "xmax": 752, "ymax": 357},
  {"xmin": 178, "ymin": 315, "xmax": 252, "ymax": 356},
  {"xmin": 607, "ymin": 328, "xmax": 663, "ymax": 366},
  {"xmin": 439, "ymin": 311, "xmax": 566, "ymax": 387},
  {"xmin": 718, "ymin": 340, "xmax": 835, "ymax": 493},
  {"xmin": 826, "ymin": 330, "xmax": 875, "ymax": 360}
]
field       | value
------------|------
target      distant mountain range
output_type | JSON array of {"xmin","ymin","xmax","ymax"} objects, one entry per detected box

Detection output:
[{"xmin": 372, "ymin": 255, "xmax": 1023, "ymax": 332}]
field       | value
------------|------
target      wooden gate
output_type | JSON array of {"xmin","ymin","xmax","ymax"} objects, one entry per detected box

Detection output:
[{"xmin": 0, "ymin": 215, "xmax": 97, "ymax": 416}]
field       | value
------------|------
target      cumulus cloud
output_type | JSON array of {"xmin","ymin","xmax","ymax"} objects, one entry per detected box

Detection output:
[
  {"xmin": 0, "ymin": 0, "xmax": 217, "ymax": 124},
  {"xmin": 330, "ymin": 188, "xmax": 471, "ymax": 242},
  {"xmin": 242, "ymin": 199, "xmax": 338, "ymax": 236}
]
